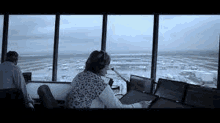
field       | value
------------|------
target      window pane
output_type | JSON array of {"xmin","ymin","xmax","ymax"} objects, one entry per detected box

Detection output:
[
  {"xmin": 157, "ymin": 15, "xmax": 219, "ymax": 88},
  {"xmin": 0, "ymin": 15, "xmax": 4, "ymax": 60},
  {"xmin": 8, "ymin": 15, "xmax": 55, "ymax": 81},
  {"xmin": 57, "ymin": 15, "xmax": 102, "ymax": 82},
  {"xmin": 106, "ymin": 15, "xmax": 154, "ymax": 82},
  {"xmin": 0, "ymin": 15, "xmax": 3, "ymax": 62}
]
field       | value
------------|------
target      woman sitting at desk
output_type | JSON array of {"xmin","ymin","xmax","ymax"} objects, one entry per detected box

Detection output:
[{"xmin": 65, "ymin": 50, "xmax": 151, "ymax": 108}]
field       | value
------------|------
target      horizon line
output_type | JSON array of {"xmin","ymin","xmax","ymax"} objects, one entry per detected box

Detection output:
[{"xmin": 0, "ymin": 49, "xmax": 218, "ymax": 55}]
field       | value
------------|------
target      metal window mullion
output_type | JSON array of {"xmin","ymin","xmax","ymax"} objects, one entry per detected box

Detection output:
[
  {"xmin": 52, "ymin": 13, "xmax": 60, "ymax": 82},
  {"xmin": 101, "ymin": 14, "xmax": 107, "ymax": 51},
  {"xmin": 1, "ymin": 13, "xmax": 9, "ymax": 63},
  {"xmin": 150, "ymin": 14, "xmax": 159, "ymax": 94}
]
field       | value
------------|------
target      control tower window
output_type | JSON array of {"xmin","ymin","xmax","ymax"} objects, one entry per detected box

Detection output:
[
  {"xmin": 7, "ymin": 15, "xmax": 55, "ymax": 81},
  {"xmin": 157, "ymin": 15, "xmax": 219, "ymax": 89},
  {"xmin": 106, "ymin": 15, "xmax": 154, "ymax": 82},
  {"xmin": 57, "ymin": 15, "xmax": 102, "ymax": 82},
  {"xmin": 0, "ymin": 15, "xmax": 3, "ymax": 62}
]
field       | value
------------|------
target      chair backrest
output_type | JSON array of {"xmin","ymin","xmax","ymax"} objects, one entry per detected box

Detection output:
[
  {"xmin": 0, "ymin": 88, "xmax": 25, "ymax": 109},
  {"xmin": 129, "ymin": 75, "xmax": 153, "ymax": 93},
  {"xmin": 184, "ymin": 84, "xmax": 220, "ymax": 108},
  {"xmin": 37, "ymin": 85, "xmax": 60, "ymax": 109},
  {"xmin": 154, "ymin": 78, "xmax": 188, "ymax": 102}
]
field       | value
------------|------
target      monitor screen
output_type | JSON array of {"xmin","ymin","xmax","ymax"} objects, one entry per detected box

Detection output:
[
  {"xmin": 129, "ymin": 75, "xmax": 152, "ymax": 93},
  {"xmin": 22, "ymin": 72, "xmax": 32, "ymax": 82}
]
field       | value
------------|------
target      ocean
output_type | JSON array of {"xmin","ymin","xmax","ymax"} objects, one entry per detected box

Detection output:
[{"xmin": 13, "ymin": 50, "xmax": 219, "ymax": 88}]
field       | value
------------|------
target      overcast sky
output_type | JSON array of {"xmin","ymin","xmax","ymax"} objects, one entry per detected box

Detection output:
[{"xmin": 0, "ymin": 15, "xmax": 219, "ymax": 55}]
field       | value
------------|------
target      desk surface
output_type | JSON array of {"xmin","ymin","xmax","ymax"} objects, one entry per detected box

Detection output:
[
  {"xmin": 150, "ymin": 97, "xmax": 193, "ymax": 108},
  {"xmin": 120, "ymin": 90, "xmax": 193, "ymax": 108},
  {"xmin": 120, "ymin": 90, "xmax": 158, "ymax": 104}
]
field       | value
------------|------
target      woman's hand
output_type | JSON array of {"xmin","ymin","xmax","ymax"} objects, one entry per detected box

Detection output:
[
  {"xmin": 29, "ymin": 99, "xmax": 35, "ymax": 105},
  {"xmin": 131, "ymin": 100, "xmax": 152, "ymax": 108},
  {"xmin": 28, "ymin": 94, "xmax": 35, "ymax": 105},
  {"xmin": 138, "ymin": 100, "xmax": 152, "ymax": 108},
  {"xmin": 25, "ymin": 102, "xmax": 35, "ymax": 110},
  {"xmin": 28, "ymin": 103, "xmax": 35, "ymax": 109}
]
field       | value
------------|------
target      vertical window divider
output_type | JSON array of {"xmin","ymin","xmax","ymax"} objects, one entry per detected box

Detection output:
[
  {"xmin": 52, "ymin": 13, "xmax": 60, "ymax": 82},
  {"xmin": 1, "ymin": 13, "xmax": 9, "ymax": 63},
  {"xmin": 150, "ymin": 14, "xmax": 159, "ymax": 94},
  {"xmin": 101, "ymin": 14, "xmax": 107, "ymax": 51}
]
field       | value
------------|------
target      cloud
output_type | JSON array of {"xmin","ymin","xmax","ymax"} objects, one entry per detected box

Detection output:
[
  {"xmin": 59, "ymin": 36, "xmax": 101, "ymax": 44},
  {"xmin": 8, "ymin": 33, "xmax": 54, "ymax": 41},
  {"xmin": 1, "ymin": 15, "xmax": 219, "ymax": 54},
  {"xmin": 157, "ymin": 16, "xmax": 220, "ymax": 51}
]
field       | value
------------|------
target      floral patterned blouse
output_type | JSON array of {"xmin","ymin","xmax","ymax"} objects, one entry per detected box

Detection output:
[{"xmin": 65, "ymin": 71, "xmax": 108, "ymax": 108}]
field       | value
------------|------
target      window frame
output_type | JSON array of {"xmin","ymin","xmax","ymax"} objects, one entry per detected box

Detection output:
[{"xmin": 1, "ymin": 13, "xmax": 219, "ymax": 91}]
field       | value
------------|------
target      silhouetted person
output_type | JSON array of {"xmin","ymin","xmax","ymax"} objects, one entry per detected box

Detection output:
[{"xmin": 0, "ymin": 51, "xmax": 34, "ymax": 109}]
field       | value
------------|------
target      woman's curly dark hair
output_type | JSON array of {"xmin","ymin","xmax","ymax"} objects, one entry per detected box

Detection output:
[{"xmin": 84, "ymin": 50, "xmax": 111, "ymax": 74}]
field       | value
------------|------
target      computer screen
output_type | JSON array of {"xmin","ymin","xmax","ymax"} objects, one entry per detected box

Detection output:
[
  {"xmin": 22, "ymin": 72, "xmax": 32, "ymax": 82},
  {"xmin": 129, "ymin": 75, "xmax": 152, "ymax": 93}
]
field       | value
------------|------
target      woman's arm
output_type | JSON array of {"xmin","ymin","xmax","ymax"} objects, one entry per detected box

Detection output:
[{"xmin": 99, "ymin": 85, "xmax": 142, "ymax": 108}]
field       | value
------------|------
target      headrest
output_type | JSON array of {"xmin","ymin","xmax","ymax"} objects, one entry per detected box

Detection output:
[{"xmin": 37, "ymin": 85, "xmax": 59, "ymax": 109}]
